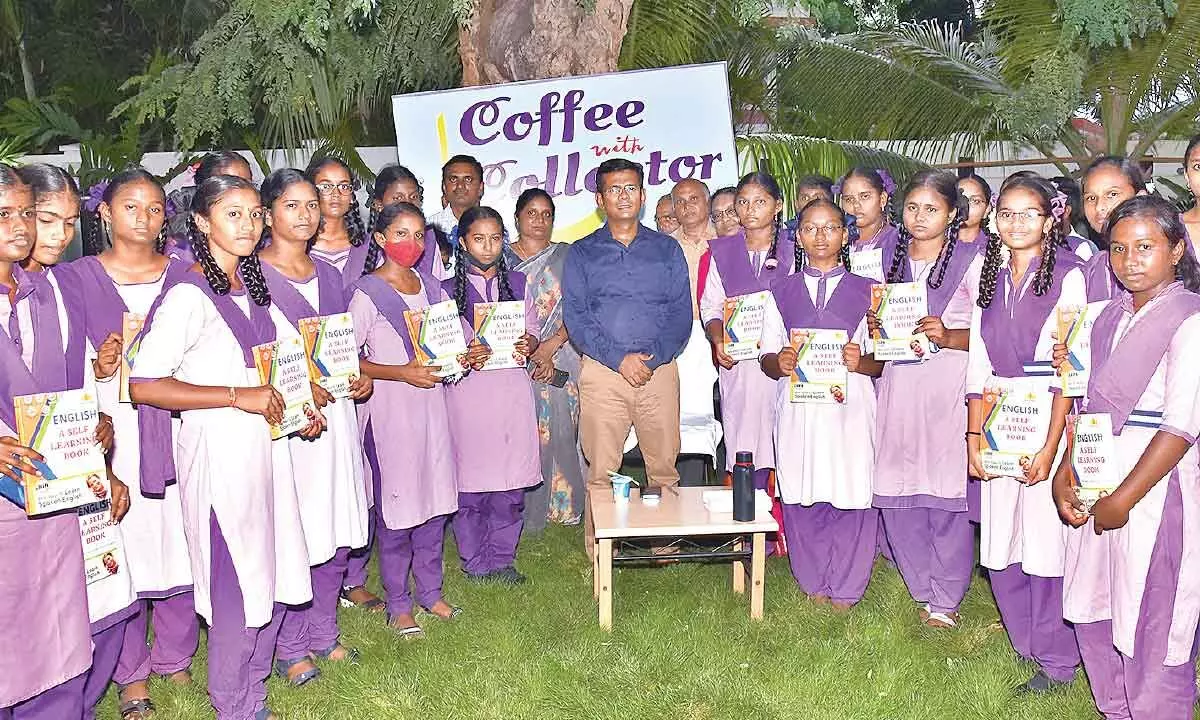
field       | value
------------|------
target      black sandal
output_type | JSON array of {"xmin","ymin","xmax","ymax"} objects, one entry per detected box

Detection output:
[{"xmin": 119, "ymin": 697, "xmax": 155, "ymax": 720}]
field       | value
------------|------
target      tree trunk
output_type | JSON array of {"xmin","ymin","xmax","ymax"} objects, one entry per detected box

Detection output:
[
  {"xmin": 18, "ymin": 32, "xmax": 35, "ymax": 100},
  {"xmin": 458, "ymin": 0, "xmax": 636, "ymax": 86}
]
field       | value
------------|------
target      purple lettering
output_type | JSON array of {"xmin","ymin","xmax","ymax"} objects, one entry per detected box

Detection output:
[
  {"xmin": 504, "ymin": 111, "xmax": 535, "ymax": 141},
  {"xmin": 615, "ymin": 100, "xmax": 645, "ymax": 128},
  {"xmin": 668, "ymin": 155, "xmax": 699, "ymax": 182},
  {"xmin": 584, "ymin": 103, "xmax": 614, "ymax": 132},
  {"xmin": 460, "ymin": 97, "xmax": 509, "ymax": 146}
]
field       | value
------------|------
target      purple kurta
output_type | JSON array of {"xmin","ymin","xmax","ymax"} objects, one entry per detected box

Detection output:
[
  {"xmin": 854, "ymin": 223, "xmax": 897, "ymax": 252},
  {"xmin": 0, "ymin": 267, "xmax": 91, "ymax": 709},
  {"xmin": 1064, "ymin": 286, "xmax": 1200, "ymax": 665},
  {"xmin": 700, "ymin": 230, "xmax": 794, "ymax": 472},
  {"xmin": 968, "ymin": 254, "xmax": 1085, "ymax": 577},
  {"xmin": 442, "ymin": 272, "xmax": 541, "ymax": 493},
  {"xmin": 873, "ymin": 235, "xmax": 983, "ymax": 509},
  {"xmin": 348, "ymin": 274, "xmax": 458, "ymax": 530}
]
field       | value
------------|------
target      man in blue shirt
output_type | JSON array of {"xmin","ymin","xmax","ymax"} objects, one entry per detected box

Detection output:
[{"xmin": 564, "ymin": 158, "xmax": 692, "ymax": 539}]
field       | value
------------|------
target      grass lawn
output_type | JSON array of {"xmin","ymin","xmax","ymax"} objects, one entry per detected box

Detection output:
[{"xmin": 98, "ymin": 523, "xmax": 1105, "ymax": 720}]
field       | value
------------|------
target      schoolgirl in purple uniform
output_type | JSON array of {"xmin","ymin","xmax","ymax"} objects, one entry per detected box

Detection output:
[
  {"xmin": 304, "ymin": 155, "xmax": 386, "ymax": 612},
  {"xmin": 164, "ymin": 151, "xmax": 255, "ymax": 265},
  {"xmin": 870, "ymin": 170, "xmax": 984, "ymax": 629},
  {"xmin": 368, "ymin": 164, "xmax": 452, "ymax": 281},
  {"xmin": 130, "ymin": 176, "xmax": 314, "ymax": 720},
  {"xmin": 1079, "ymin": 156, "xmax": 1150, "ymax": 301},
  {"xmin": 257, "ymin": 169, "xmax": 372, "ymax": 680},
  {"xmin": 1179, "ymin": 134, "xmax": 1200, "ymax": 254},
  {"xmin": 956, "ymin": 173, "xmax": 994, "ymax": 248},
  {"xmin": 761, "ymin": 199, "xmax": 881, "ymax": 608},
  {"xmin": 1052, "ymin": 196, "xmax": 1200, "ymax": 719},
  {"xmin": 0, "ymin": 164, "xmax": 107, "ymax": 720},
  {"xmin": 51, "ymin": 167, "xmax": 199, "ymax": 720},
  {"xmin": 700, "ymin": 172, "xmax": 794, "ymax": 489},
  {"xmin": 838, "ymin": 167, "xmax": 898, "ymax": 252},
  {"xmin": 444, "ymin": 206, "xmax": 541, "ymax": 585},
  {"xmin": 349, "ymin": 202, "xmax": 461, "ymax": 636},
  {"xmin": 965, "ymin": 174, "xmax": 1086, "ymax": 692}
]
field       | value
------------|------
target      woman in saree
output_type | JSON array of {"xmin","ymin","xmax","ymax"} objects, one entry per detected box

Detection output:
[{"xmin": 503, "ymin": 189, "xmax": 586, "ymax": 531}]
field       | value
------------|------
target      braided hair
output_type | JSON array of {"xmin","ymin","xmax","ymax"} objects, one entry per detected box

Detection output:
[
  {"xmin": 977, "ymin": 175, "xmax": 1062, "ymax": 308},
  {"xmin": 885, "ymin": 170, "xmax": 967, "ymax": 291},
  {"xmin": 189, "ymin": 175, "xmax": 271, "ymax": 306},
  {"xmin": 792, "ymin": 199, "xmax": 852, "ymax": 271},
  {"xmin": 86, "ymin": 167, "xmax": 169, "ymax": 256},
  {"xmin": 735, "ymin": 171, "xmax": 785, "ymax": 270},
  {"xmin": 367, "ymin": 201, "xmax": 428, "ymax": 275},
  {"xmin": 1105, "ymin": 195, "xmax": 1200, "ymax": 293},
  {"xmin": 305, "ymin": 155, "xmax": 367, "ymax": 247},
  {"xmin": 452, "ymin": 205, "xmax": 514, "ymax": 318},
  {"xmin": 259, "ymin": 168, "xmax": 322, "ymax": 252}
]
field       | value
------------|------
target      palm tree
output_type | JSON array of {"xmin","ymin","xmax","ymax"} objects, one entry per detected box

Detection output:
[
  {"xmin": 759, "ymin": 0, "xmax": 1200, "ymax": 180},
  {"xmin": 0, "ymin": 0, "xmax": 36, "ymax": 101}
]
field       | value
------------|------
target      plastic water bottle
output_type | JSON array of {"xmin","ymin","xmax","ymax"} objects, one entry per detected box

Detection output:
[{"xmin": 732, "ymin": 451, "xmax": 754, "ymax": 522}]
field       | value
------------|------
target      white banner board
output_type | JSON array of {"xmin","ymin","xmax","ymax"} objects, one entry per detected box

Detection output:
[{"xmin": 391, "ymin": 62, "xmax": 739, "ymax": 242}]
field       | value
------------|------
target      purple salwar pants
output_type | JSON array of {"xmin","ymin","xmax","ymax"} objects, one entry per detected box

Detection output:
[
  {"xmin": 208, "ymin": 514, "xmax": 284, "ymax": 720},
  {"xmin": 276, "ymin": 547, "xmax": 351, "ymax": 662},
  {"xmin": 1075, "ymin": 478, "xmax": 1200, "ymax": 720},
  {"xmin": 345, "ymin": 423, "xmax": 382, "ymax": 590},
  {"xmin": 114, "ymin": 592, "xmax": 199, "ymax": 685},
  {"xmin": 453, "ymin": 490, "xmax": 525, "ymax": 577},
  {"xmin": 782, "ymin": 502, "xmax": 877, "ymax": 605},
  {"xmin": 988, "ymin": 565, "xmax": 1078, "ymax": 683},
  {"xmin": 880, "ymin": 507, "xmax": 973, "ymax": 615},
  {"xmin": 378, "ymin": 513, "xmax": 449, "ymax": 618},
  {"xmin": 82, "ymin": 619, "xmax": 130, "ymax": 720},
  {"xmin": 0, "ymin": 673, "xmax": 85, "ymax": 720},
  {"xmin": 344, "ymin": 512, "xmax": 374, "ymax": 589}
]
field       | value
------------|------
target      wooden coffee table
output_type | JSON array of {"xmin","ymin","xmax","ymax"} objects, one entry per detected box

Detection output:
[{"xmin": 589, "ymin": 485, "xmax": 779, "ymax": 630}]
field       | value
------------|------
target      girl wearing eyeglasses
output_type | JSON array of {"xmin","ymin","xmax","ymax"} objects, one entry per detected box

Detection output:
[
  {"xmin": 965, "ymin": 174, "xmax": 1087, "ymax": 693},
  {"xmin": 760, "ymin": 199, "xmax": 882, "ymax": 609},
  {"xmin": 305, "ymin": 156, "xmax": 375, "ymax": 291},
  {"xmin": 700, "ymin": 172, "xmax": 794, "ymax": 491}
]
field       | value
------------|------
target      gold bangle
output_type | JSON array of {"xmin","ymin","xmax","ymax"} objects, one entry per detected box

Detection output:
[{"xmin": 228, "ymin": 386, "xmax": 238, "ymax": 408}]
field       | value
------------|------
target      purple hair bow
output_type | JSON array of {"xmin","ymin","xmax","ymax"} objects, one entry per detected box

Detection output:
[
  {"xmin": 1049, "ymin": 191, "xmax": 1068, "ymax": 222},
  {"xmin": 876, "ymin": 169, "xmax": 897, "ymax": 197},
  {"xmin": 83, "ymin": 181, "xmax": 109, "ymax": 213}
]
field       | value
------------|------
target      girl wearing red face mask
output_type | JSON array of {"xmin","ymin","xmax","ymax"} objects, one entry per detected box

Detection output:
[
  {"xmin": 348, "ymin": 202, "xmax": 462, "ymax": 637},
  {"xmin": 256, "ymin": 169, "xmax": 372, "ymax": 678}
]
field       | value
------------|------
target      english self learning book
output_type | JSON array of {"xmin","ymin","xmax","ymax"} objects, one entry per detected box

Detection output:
[
  {"xmin": 3, "ymin": 389, "xmax": 109, "ymax": 516},
  {"xmin": 299, "ymin": 313, "xmax": 359, "ymax": 398},
  {"xmin": 253, "ymin": 336, "xmax": 316, "ymax": 440},
  {"xmin": 723, "ymin": 291, "xmax": 770, "ymax": 362},
  {"xmin": 980, "ymin": 379, "xmax": 1052, "ymax": 477},
  {"xmin": 404, "ymin": 299, "xmax": 468, "ymax": 377},
  {"xmin": 473, "ymin": 301, "xmax": 526, "ymax": 370},
  {"xmin": 870, "ymin": 282, "xmax": 930, "ymax": 361},
  {"xmin": 788, "ymin": 328, "xmax": 849, "ymax": 404}
]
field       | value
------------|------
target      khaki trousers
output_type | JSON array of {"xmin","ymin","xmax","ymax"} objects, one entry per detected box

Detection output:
[{"xmin": 579, "ymin": 356, "xmax": 680, "ymax": 549}]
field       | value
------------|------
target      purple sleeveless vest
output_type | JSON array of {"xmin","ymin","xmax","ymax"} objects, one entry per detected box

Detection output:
[
  {"xmin": 979, "ymin": 252, "xmax": 1082, "ymax": 378},
  {"xmin": 442, "ymin": 270, "xmax": 528, "ymax": 323},
  {"xmin": 772, "ymin": 266, "xmax": 873, "ymax": 338},
  {"xmin": 352, "ymin": 270, "xmax": 443, "ymax": 360},
  {"xmin": 708, "ymin": 229, "xmax": 795, "ymax": 296},
  {"xmin": 260, "ymin": 259, "xmax": 348, "ymax": 327},
  {"xmin": 881, "ymin": 231, "xmax": 977, "ymax": 317},
  {"xmin": 1086, "ymin": 283, "xmax": 1200, "ymax": 435}
]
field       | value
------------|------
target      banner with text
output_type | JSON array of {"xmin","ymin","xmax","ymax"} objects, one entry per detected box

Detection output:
[{"xmin": 390, "ymin": 62, "xmax": 739, "ymax": 242}]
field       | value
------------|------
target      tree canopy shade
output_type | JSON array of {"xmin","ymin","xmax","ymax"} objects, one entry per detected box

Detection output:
[
  {"xmin": 766, "ymin": 0, "xmax": 1200, "ymax": 173},
  {"xmin": 115, "ymin": 0, "xmax": 460, "ymax": 173}
]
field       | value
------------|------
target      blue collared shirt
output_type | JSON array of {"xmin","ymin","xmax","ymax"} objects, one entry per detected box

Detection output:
[{"xmin": 563, "ymin": 223, "xmax": 692, "ymax": 372}]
